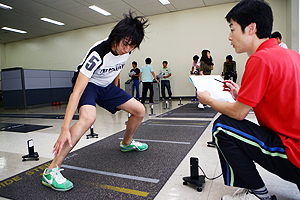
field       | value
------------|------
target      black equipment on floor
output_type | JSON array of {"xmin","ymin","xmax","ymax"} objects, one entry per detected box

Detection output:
[
  {"xmin": 164, "ymin": 100, "xmax": 170, "ymax": 109},
  {"xmin": 178, "ymin": 97, "xmax": 183, "ymax": 105},
  {"xmin": 22, "ymin": 139, "xmax": 39, "ymax": 161},
  {"xmin": 149, "ymin": 104, "xmax": 156, "ymax": 116},
  {"xmin": 86, "ymin": 125, "xmax": 98, "ymax": 139},
  {"xmin": 183, "ymin": 157, "xmax": 205, "ymax": 192}
]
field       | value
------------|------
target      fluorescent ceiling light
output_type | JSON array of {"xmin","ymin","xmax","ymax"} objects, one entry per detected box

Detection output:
[
  {"xmin": 41, "ymin": 17, "xmax": 65, "ymax": 26},
  {"xmin": 0, "ymin": 3, "xmax": 13, "ymax": 10},
  {"xmin": 2, "ymin": 27, "xmax": 27, "ymax": 34},
  {"xmin": 89, "ymin": 5, "xmax": 111, "ymax": 16},
  {"xmin": 159, "ymin": 0, "xmax": 170, "ymax": 5}
]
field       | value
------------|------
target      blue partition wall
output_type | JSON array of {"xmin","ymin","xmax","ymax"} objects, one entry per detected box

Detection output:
[
  {"xmin": 1, "ymin": 68, "xmax": 73, "ymax": 109},
  {"xmin": 1, "ymin": 68, "xmax": 25, "ymax": 107},
  {"xmin": 50, "ymin": 70, "xmax": 73, "ymax": 102}
]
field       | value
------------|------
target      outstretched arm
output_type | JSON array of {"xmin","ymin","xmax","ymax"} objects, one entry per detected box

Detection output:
[
  {"xmin": 53, "ymin": 72, "xmax": 90, "ymax": 156},
  {"xmin": 151, "ymin": 71, "xmax": 159, "ymax": 83}
]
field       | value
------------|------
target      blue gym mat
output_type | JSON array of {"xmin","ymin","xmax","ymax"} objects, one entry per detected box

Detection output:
[{"xmin": 0, "ymin": 119, "xmax": 210, "ymax": 200}]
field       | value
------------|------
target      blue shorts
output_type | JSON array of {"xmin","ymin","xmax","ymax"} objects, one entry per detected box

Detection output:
[{"xmin": 78, "ymin": 82, "xmax": 132, "ymax": 114}]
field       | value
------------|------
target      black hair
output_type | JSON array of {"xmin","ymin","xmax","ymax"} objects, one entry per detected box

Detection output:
[
  {"xmin": 132, "ymin": 61, "xmax": 137, "ymax": 65},
  {"xmin": 271, "ymin": 31, "xmax": 282, "ymax": 40},
  {"xmin": 225, "ymin": 0, "xmax": 273, "ymax": 39},
  {"xmin": 200, "ymin": 50, "xmax": 214, "ymax": 66},
  {"xmin": 145, "ymin": 57, "xmax": 151, "ymax": 64},
  {"xmin": 193, "ymin": 55, "xmax": 199, "ymax": 61},
  {"xmin": 226, "ymin": 55, "xmax": 233, "ymax": 62},
  {"xmin": 107, "ymin": 11, "xmax": 149, "ymax": 49},
  {"xmin": 162, "ymin": 61, "xmax": 168, "ymax": 65}
]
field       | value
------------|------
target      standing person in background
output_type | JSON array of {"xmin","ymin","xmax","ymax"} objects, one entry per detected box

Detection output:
[
  {"xmin": 140, "ymin": 58, "xmax": 159, "ymax": 104},
  {"xmin": 191, "ymin": 55, "xmax": 199, "ymax": 75},
  {"xmin": 271, "ymin": 31, "xmax": 288, "ymax": 49},
  {"xmin": 222, "ymin": 55, "xmax": 237, "ymax": 83},
  {"xmin": 160, "ymin": 61, "xmax": 172, "ymax": 101},
  {"xmin": 129, "ymin": 61, "xmax": 140, "ymax": 100},
  {"xmin": 196, "ymin": 49, "xmax": 214, "ymax": 109}
]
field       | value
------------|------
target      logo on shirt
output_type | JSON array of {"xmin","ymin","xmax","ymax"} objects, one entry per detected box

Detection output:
[{"xmin": 97, "ymin": 63, "xmax": 125, "ymax": 75}]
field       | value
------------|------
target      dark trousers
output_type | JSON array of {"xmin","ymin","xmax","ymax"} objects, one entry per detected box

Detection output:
[
  {"xmin": 132, "ymin": 80, "xmax": 139, "ymax": 99},
  {"xmin": 141, "ymin": 82, "xmax": 153, "ymax": 103},
  {"xmin": 224, "ymin": 72, "xmax": 237, "ymax": 83},
  {"xmin": 161, "ymin": 80, "xmax": 172, "ymax": 98},
  {"xmin": 213, "ymin": 115, "xmax": 300, "ymax": 190}
]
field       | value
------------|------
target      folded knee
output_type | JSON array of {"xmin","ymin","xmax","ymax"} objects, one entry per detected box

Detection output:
[
  {"xmin": 130, "ymin": 103, "xmax": 145, "ymax": 119},
  {"xmin": 79, "ymin": 114, "xmax": 96, "ymax": 129},
  {"xmin": 135, "ymin": 105, "xmax": 145, "ymax": 118}
]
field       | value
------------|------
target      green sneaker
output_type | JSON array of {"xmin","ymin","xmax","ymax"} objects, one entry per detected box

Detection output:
[
  {"xmin": 42, "ymin": 165, "xmax": 73, "ymax": 191},
  {"xmin": 120, "ymin": 140, "xmax": 148, "ymax": 152}
]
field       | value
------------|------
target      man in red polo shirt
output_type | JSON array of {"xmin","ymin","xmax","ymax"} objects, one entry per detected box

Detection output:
[{"xmin": 197, "ymin": 0, "xmax": 300, "ymax": 200}]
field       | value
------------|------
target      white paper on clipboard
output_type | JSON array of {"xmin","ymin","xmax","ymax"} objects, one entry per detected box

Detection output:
[{"xmin": 189, "ymin": 75, "xmax": 235, "ymax": 102}]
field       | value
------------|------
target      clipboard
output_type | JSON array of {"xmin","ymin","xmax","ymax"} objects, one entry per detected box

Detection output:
[{"xmin": 189, "ymin": 75, "xmax": 235, "ymax": 102}]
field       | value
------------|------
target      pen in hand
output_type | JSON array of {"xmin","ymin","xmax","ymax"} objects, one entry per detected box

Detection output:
[{"xmin": 214, "ymin": 78, "xmax": 225, "ymax": 84}]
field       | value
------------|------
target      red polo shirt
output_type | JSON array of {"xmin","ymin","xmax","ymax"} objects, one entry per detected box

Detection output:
[{"xmin": 237, "ymin": 38, "xmax": 300, "ymax": 168}]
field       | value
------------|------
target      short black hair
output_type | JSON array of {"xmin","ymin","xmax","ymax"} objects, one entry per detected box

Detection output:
[
  {"xmin": 132, "ymin": 61, "xmax": 137, "ymax": 65},
  {"xmin": 162, "ymin": 61, "xmax": 168, "ymax": 65},
  {"xmin": 107, "ymin": 11, "xmax": 149, "ymax": 49},
  {"xmin": 193, "ymin": 55, "xmax": 199, "ymax": 61},
  {"xmin": 225, "ymin": 0, "xmax": 273, "ymax": 39},
  {"xmin": 145, "ymin": 57, "xmax": 151, "ymax": 64},
  {"xmin": 271, "ymin": 31, "xmax": 282, "ymax": 40},
  {"xmin": 226, "ymin": 55, "xmax": 233, "ymax": 62}
]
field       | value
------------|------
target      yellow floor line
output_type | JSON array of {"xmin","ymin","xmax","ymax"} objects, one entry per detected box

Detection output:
[{"xmin": 80, "ymin": 180, "xmax": 149, "ymax": 197}]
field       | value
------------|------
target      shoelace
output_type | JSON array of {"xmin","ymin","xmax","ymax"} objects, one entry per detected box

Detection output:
[
  {"xmin": 51, "ymin": 165, "xmax": 66, "ymax": 183},
  {"xmin": 232, "ymin": 188, "xmax": 251, "ymax": 199},
  {"xmin": 131, "ymin": 140, "xmax": 142, "ymax": 146}
]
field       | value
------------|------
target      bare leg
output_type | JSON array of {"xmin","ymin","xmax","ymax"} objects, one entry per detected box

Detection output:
[
  {"xmin": 117, "ymin": 98, "xmax": 145, "ymax": 145},
  {"xmin": 48, "ymin": 105, "xmax": 96, "ymax": 169}
]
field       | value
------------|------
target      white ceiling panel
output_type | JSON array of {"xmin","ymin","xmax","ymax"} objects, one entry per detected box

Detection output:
[
  {"xmin": 0, "ymin": 0, "xmax": 239, "ymax": 44},
  {"xmin": 170, "ymin": 0, "xmax": 205, "ymax": 11},
  {"xmin": 203, "ymin": 0, "xmax": 239, "ymax": 7}
]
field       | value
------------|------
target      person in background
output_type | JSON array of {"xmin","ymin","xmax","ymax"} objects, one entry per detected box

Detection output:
[
  {"xmin": 271, "ymin": 31, "xmax": 288, "ymax": 49},
  {"xmin": 129, "ymin": 61, "xmax": 140, "ymax": 99},
  {"xmin": 196, "ymin": 49, "xmax": 214, "ymax": 109},
  {"xmin": 191, "ymin": 55, "xmax": 200, "ymax": 102},
  {"xmin": 140, "ymin": 57, "xmax": 159, "ymax": 104},
  {"xmin": 222, "ymin": 55, "xmax": 237, "ymax": 83},
  {"xmin": 198, "ymin": 49, "xmax": 214, "ymax": 75},
  {"xmin": 160, "ymin": 61, "xmax": 172, "ymax": 101},
  {"xmin": 191, "ymin": 55, "xmax": 199, "ymax": 75}
]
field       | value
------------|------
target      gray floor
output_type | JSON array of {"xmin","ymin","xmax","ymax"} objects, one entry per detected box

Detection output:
[{"xmin": 0, "ymin": 99, "xmax": 299, "ymax": 199}]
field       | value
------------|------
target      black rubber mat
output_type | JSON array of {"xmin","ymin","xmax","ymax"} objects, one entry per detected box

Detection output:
[
  {"xmin": 157, "ymin": 103, "xmax": 218, "ymax": 118},
  {"xmin": 0, "ymin": 114, "xmax": 79, "ymax": 120},
  {"xmin": 0, "ymin": 123, "xmax": 52, "ymax": 133},
  {"xmin": 0, "ymin": 119, "xmax": 210, "ymax": 200}
]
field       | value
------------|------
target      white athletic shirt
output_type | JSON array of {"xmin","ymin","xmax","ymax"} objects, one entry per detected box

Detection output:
[{"xmin": 78, "ymin": 38, "xmax": 130, "ymax": 87}]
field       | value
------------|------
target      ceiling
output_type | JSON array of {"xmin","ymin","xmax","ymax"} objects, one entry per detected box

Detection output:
[{"xmin": 0, "ymin": 0, "xmax": 239, "ymax": 44}]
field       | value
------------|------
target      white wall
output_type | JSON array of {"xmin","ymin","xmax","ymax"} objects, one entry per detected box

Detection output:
[{"xmin": 2, "ymin": 0, "xmax": 287, "ymax": 97}]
